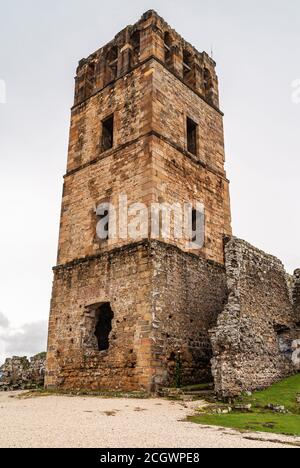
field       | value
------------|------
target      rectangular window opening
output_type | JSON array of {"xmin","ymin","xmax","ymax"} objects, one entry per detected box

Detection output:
[
  {"xmin": 102, "ymin": 115, "xmax": 114, "ymax": 152},
  {"xmin": 192, "ymin": 209, "xmax": 197, "ymax": 243},
  {"xmin": 187, "ymin": 117, "xmax": 198, "ymax": 156},
  {"xmin": 191, "ymin": 208, "xmax": 205, "ymax": 248}
]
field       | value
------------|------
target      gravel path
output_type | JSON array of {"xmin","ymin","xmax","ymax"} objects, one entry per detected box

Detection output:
[{"xmin": 0, "ymin": 392, "xmax": 298, "ymax": 448}]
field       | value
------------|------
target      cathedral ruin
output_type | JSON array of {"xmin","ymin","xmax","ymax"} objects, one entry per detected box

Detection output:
[{"xmin": 45, "ymin": 10, "xmax": 300, "ymax": 397}]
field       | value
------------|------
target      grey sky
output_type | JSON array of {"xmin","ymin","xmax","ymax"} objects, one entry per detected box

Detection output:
[
  {"xmin": 0, "ymin": 0, "xmax": 299, "ymax": 362},
  {"xmin": 0, "ymin": 311, "xmax": 9, "ymax": 329}
]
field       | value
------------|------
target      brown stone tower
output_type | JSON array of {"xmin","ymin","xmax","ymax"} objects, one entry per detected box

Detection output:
[{"xmin": 45, "ymin": 10, "xmax": 232, "ymax": 392}]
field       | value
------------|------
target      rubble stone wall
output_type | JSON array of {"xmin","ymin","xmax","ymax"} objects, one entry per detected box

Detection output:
[
  {"xmin": 150, "ymin": 242, "xmax": 227, "ymax": 388},
  {"xmin": 0, "ymin": 353, "xmax": 46, "ymax": 390},
  {"xmin": 211, "ymin": 238, "xmax": 299, "ymax": 398},
  {"xmin": 293, "ymin": 269, "xmax": 300, "ymax": 325}
]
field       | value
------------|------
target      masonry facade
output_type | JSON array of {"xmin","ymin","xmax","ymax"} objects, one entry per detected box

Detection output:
[
  {"xmin": 45, "ymin": 10, "xmax": 299, "ymax": 395},
  {"xmin": 45, "ymin": 10, "xmax": 231, "ymax": 392}
]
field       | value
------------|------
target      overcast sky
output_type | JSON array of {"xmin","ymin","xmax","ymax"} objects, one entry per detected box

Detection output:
[{"xmin": 0, "ymin": 0, "xmax": 299, "ymax": 364}]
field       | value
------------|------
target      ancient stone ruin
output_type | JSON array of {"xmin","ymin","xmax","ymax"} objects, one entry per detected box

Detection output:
[
  {"xmin": 45, "ymin": 10, "xmax": 300, "ymax": 397},
  {"xmin": 0, "ymin": 353, "xmax": 46, "ymax": 391},
  {"xmin": 210, "ymin": 238, "xmax": 300, "ymax": 397}
]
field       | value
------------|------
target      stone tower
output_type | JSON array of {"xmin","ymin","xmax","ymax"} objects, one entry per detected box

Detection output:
[{"xmin": 45, "ymin": 11, "xmax": 232, "ymax": 392}]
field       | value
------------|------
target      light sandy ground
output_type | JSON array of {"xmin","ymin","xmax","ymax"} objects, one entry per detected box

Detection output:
[{"xmin": 0, "ymin": 392, "xmax": 299, "ymax": 448}]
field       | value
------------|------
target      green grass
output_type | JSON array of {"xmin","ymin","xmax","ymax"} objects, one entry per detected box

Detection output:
[
  {"xmin": 242, "ymin": 374, "xmax": 300, "ymax": 414},
  {"xmin": 190, "ymin": 374, "xmax": 300, "ymax": 437},
  {"xmin": 190, "ymin": 413, "xmax": 300, "ymax": 437},
  {"xmin": 19, "ymin": 388, "xmax": 150, "ymax": 400}
]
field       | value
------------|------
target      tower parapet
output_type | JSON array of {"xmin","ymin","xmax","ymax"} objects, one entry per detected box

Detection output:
[{"xmin": 74, "ymin": 10, "xmax": 220, "ymax": 109}]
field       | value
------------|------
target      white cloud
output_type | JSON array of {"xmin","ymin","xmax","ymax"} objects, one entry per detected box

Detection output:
[{"xmin": 0, "ymin": 311, "xmax": 47, "ymax": 366}]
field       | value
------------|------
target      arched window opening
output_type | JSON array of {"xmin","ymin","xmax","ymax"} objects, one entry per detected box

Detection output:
[
  {"xmin": 164, "ymin": 32, "xmax": 173, "ymax": 67},
  {"xmin": 106, "ymin": 46, "xmax": 118, "ymax": 83},
  {"xmin": 85, "ymin": 62, "xmax": 96, "ymax": 98},
  {"xmin": 131, "ymin": 30, "xmax": 141, "ymax": 55},
  {"xmin": 76, "ymin": 62, "xmax": 95, "ymax": 103},
  {"xmin": 183, "ymin": 49, "xmax": 195, "ymax": 87},
  {"xmin": 87, "ymin": 62, "xmax": 96, "ymax": 83},
  {"xmin": 203, "ymin": 68, "xmax": 213, "ymax": 100},
  {"xmin": 94, "ymin": 303, "xmax": 114, "ymax": 351},
  {"xmin": 130, "ymin": 31, "xmax": 141, "ymax": 67}
]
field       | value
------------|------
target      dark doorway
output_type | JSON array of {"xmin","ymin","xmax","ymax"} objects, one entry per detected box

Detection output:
[{"xmin": 94, "ymin": 303, "xmax": 114, "ymax": 351}]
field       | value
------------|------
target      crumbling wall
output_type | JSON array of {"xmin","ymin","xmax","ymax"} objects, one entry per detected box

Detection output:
[
  {"xmin": 292, "ymin": 270, "xmax": 300, "ymax": 370},
  {"xmin": 211, "ymin": 238, "xmax": 298, "ymax": 398},
  {"xmin": 293, "ymin": 269, "xmax": 300, "ymax": 326},
  {"xmin": 0, "ymin": 353, "xmax": 46, "ymax": 391}
]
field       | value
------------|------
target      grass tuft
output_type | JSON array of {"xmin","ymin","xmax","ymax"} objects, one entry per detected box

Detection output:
[
  {"xmin": 190, "ymin": 374, "xmax": 300, "ymax": 437},
  {"xmin": 18, "ymin": 388, "xmax": 150, "ymax": 400}
]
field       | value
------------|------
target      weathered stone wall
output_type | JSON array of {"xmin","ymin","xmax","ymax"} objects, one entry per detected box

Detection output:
[
  {"xmin": 0, "ymin": 353, "xmax": 46, "ymax": 390},
  {"xmin": 150, "ymin": 242, "xmax": 227, "ymax": 388},
  {"xmin": 74, "ymin": 10, "xmax": 219, "ymax": 110},
  {"xmin": 45, "ymin": 240, "xmax": 227, "ymax": 392},
  {"xmin": 152, "ymin": 60, "xmax": 225, "ymax": 174},
  {"xmin": 211, "ymin": 238, "xmax": 299, "ymax": 398},
  {"xmin": 61, "ymin": 57, "xmax": 231, "ymax": 267},
  {"xmin": 59, "ymin": 135, "xmax": 154, "ymax": 265},
  {"xmin": 293, "ymin": 269, "xmax": 300, "ymax": 325},
  {"xmin": 151, "ymin": 136, "xmax": 230, "ymax": 265},
  {"xmin": 292, "ymin": 340, "xmax": 300, "ymax": 370},
  {"xmin": 46, "ymin": 242, "xmax": 154, "ymax": 391},
  {"xmin": 68, "ymin": 61, "xmax": 153, "ymax": 175},
  {"xmin": 150, "ymin": 58, "xmax": 231, "ymax": 264}
]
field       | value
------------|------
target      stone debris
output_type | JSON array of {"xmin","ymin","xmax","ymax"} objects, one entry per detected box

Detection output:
[
  {"xmin": 0, "ymin": 353, "xmax": 46, "ymax": 391},
  {"xmin": 233, "ymin": 404, "xmax": 252, "ymax": 412},
  {"xmin": 210, "ymin": 406, "xmax": 233, "ymax": 414},
  {"xmin": 266, "ymin": 404, "xmax": 288, "ymax": 414}
]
